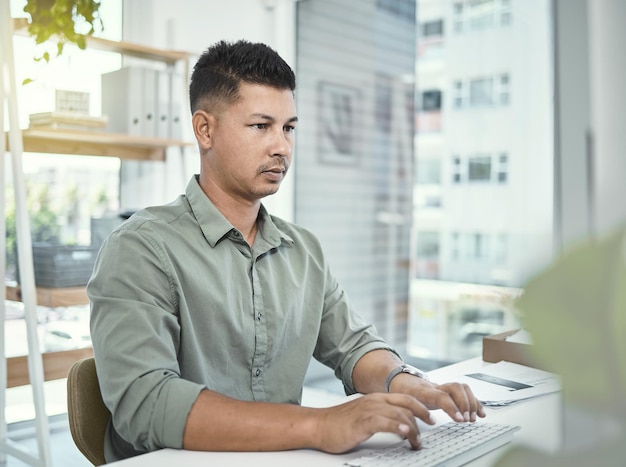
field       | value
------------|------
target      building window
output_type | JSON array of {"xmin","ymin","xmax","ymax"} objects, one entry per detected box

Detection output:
[
  {"xmin": 422, "ymin": 19, "xmax": 444, "ymax": 38},
  {"xmin": 453, "ymin": 2, "xmax": 464, "ymax": 33},
  {"xmin": 498, "ymin": 73, "xmax": 510, "ymax": 105},
  {"xmin": 500, "ymin": 0, "xmax": 512, "ymax": 26},
  {"xmin": 471, "ymin": 232, "xmax": 488, "ymax": 259},
  {"xmin": 497, "ymin": 153, "xmax": 508, "ymax": 182},
  {"xmin": 451, "ymin": 231, "xmax": 460, "ymax": 260},
  {"xmin": 452, "ymin": 155, "xmax": 462, "ymax": 183},
  {"xmin": 469, "ymin": 77, "xmax": 494, "ymax": 107},
  {"xmin": 421, "ymin": 89, "xmax": 442, "ymax": 111},
  {"xmin": 469, "ymin": 0, "xmax": 495, "ymax": 31},
  {"xmin": 453, "ymin": 80, "xmax": 464, "ymax": 108},
  {"xmin": 468, "ymin": 155, "xmax": 492, "ymax": 181}
]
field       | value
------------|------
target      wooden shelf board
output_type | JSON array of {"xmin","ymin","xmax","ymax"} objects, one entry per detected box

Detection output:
[
  {"xmin": 6, "ymin": 284, "xmax": 89, "ymax": 307},
  {"xmin": 6, "ymin": 128, "xmax": 193, "ymax": 161},
  {"xmin": 7, "ymin": 347, "xmax": 94, "ymax": 388},
  {"xmin": 12, "ymin": 18, "xmax": 192, "ymax": 65}
]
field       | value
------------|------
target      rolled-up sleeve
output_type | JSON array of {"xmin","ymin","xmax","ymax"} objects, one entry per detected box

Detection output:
[{"xmin": 88, "ymin": 226, "xmax": 205, "ymax": 457}]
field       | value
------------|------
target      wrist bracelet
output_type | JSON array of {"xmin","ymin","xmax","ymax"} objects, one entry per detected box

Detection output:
[{"xmin": 384, "ymin": 363, "xmax": 430, "ymax": 393}]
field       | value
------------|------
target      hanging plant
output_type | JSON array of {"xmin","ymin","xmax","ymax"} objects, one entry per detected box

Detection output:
[{"xmin": 22, "ymin": 0, "xmax": 103, "ymax": 82}]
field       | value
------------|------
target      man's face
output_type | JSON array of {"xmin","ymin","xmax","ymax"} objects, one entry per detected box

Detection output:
[{"xmin": 205, "ymin": 83, "xmax": 297, "ymax": 203}]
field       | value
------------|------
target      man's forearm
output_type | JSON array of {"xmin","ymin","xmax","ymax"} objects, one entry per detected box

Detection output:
[
  {"xmin": 351, "ymin": 349, "xmax": 404, "ymax": 394},
  {"xmin": 183, "ymin": 389, "xmax": 321, "ymax": 452}
]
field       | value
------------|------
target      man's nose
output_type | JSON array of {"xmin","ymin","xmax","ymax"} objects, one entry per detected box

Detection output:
[{"xmin": 269, "ymin": 128, "xmax": 293, "ymax": 157}]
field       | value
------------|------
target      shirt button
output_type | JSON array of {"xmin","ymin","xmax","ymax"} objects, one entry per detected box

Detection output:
[
  {"xmin": 255, "ymin": 368, "xmax": 261, "ymax": 377},
  {"xmin": 257, "ymin": 312, "xmax": 262, "ymax": 321}
]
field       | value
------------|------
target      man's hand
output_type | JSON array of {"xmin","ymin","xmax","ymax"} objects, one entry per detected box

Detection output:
[
  {"xmin": 312, "ymin": 392, "xmax": 434, "ymax": 453},
  {"xmin": 389, "ymin": 374, "xmax": 486, "ymax": 424},
  {"xmin": 352, "ymin": 350, "xmax": 486, "ymax": 428}
]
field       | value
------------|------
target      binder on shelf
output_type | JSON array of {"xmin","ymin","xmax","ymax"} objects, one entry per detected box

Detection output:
[
  {"xmin": 101, "ymin": 66, "xmax": 183, "ymax": 140},
  {"xmin": 156, "ymin": 69, "xmax": 170, "ymax": 138},
  {"xmin": 101, "ymin": 66, "xmax": 144, "ymax": 136},
  {"xmin": 142, "ymin": 67, "xmax": 158, "ymax": 137},
  {"xmin": 169, "ymin": 70, "xmax": 184, "ymax": 140},
  {"xmin": 101, "ymin": 66, "xmax": 158, "ymax": 137}
]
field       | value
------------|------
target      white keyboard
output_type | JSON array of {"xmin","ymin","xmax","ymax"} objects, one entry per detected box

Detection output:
[{"xmin": 344, "ymin": 422, "xmax": 520, "ymax": 467}]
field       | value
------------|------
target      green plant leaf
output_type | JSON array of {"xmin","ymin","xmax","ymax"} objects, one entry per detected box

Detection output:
[{"xmin": 22, "ymin": 0, "xmax": 103, "ymax": 70}]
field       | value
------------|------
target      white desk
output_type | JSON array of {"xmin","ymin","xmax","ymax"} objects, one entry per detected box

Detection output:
[{"xmin": 108, "ymin": 358, "xmax": 562, "ymax": 466}]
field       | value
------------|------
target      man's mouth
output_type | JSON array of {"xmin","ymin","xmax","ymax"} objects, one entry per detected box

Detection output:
[{"xmin": 261, "ymin": 166, "xmax": 286, "ymax": 181}]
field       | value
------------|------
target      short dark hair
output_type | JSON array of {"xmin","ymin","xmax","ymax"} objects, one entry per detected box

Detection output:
[{"xmin": 189, "ymin": 40, "xmax": 296, "ymax": 113}]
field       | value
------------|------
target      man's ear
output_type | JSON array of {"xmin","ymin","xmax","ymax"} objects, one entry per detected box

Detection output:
[{"xmin": 192, "ymin": 110, "xmax": 215, "ymax": 149}]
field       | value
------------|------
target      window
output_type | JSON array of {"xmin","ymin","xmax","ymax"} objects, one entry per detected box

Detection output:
[
  {"xmin": 422, "ymin": 19, "xmax": 443, "ymax": 38},
  {"xmin": 469, "ymin": 77, "xmax": 494, "ymax": 107},
  {"xmin": 453, "ymin": 80, "xmax": 464, "ymax": 108},
  {"xmin": 452, "ymin": 155, "xmax": 462, "ymax": 183},
  {"xmin": 453, "ymin": 2, "xmax": 464, "ymax": 33},
  {"xmin": 498, "ymin": 73, "xmax": 510, "ymax": 105},
  {"xmin": 413, "ymin": 1, "xmax": 553, "ymax": 364},
  {"xmin": 497, "ymin": 153, "xmax": 508, "ymax": 182},
  {"xmin": 469, "ymin": 0, "xmax": 495, "ymax": 31},
  {"xmin": 500, "ymin": 0, "xmax": 512, "ymax": 26},
  {"xmin": 468, "ymin": 156, "xmax": 492, "ymax": 181},
  {"xmin": 297, "ymin": 0, "xmax": 415, "ymax": 350},
  {"xmin": 470, "ymin": 232, "xmax": 489, "ymax": 259},
  {"xmin": 421, "ymin": 89, "xmax": 442, "ymax": 111}
]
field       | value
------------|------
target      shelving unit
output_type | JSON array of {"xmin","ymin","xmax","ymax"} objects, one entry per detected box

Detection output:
[
  {"xmin": 5, "ymin": 127, "xmax": 193, "ymax": 161},
  {"xmin": 5, "ymin": 284, "xmax": 88, "ymax": 308},
  {"xmin": 2, "ymin": 12, "xmax": 193, "ymax": 467}
]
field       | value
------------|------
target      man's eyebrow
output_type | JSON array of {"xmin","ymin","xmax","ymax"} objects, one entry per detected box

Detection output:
[{"xmin": 250, "ymin": 113, "xmax": 299, "ymax": 124}]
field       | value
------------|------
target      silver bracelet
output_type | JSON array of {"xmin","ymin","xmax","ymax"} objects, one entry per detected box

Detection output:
[{"xmin": 385, "ymin": 363, "xmax": 430, "ymax": 392}]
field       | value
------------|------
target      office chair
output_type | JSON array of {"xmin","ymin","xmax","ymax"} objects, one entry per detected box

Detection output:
[{"xmin": 67, "ymin": 357, "xmax": 110, "ymax": 466}]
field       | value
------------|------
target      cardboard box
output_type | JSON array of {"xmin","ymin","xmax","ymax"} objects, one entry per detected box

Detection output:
[{"xmin": 482, "ymin": 329, "xmax": 541, "ymax": 369}]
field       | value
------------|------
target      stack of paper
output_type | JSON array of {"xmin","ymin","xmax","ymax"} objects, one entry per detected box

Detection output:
[
  {"xmin": 456, "ymin": 361, "xmax": 561, "ymax": 407},
  {"xmin": 28, "ymin": 111, "xmax": 108, "ymax": 130}
]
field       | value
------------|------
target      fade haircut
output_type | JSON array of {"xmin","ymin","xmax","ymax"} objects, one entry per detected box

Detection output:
[{"xmin": 189, "ymin": 39, "xmax": 296, "ymax": 114}]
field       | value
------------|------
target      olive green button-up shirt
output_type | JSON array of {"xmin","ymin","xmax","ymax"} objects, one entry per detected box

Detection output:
[{"xmin": 88, "ymin": 176, "xmax": 394, "ymax": 462}]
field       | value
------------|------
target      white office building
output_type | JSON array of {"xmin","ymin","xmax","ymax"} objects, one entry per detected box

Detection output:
[{"xmin": 410, "ymin": 0, "xmax": 554, "ymax": 361}]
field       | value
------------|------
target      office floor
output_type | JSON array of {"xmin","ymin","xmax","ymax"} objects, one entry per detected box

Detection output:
[{"xmin": 3, "ymin": 358, "xmax": 443, "ymax": 466}]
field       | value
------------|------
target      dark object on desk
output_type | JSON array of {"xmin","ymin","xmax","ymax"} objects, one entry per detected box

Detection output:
[
  {"xmin": 32, "ymin": 243, "xmax": 99, "ymax": 288},
  {"xmin": 67, "ymin": 357, "xmax": 110, "ymax": 466}
]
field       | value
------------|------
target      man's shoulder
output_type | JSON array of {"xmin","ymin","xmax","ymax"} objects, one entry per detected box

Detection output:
[{"xmin": 115, "ymin": 196, "xmax": 191, "ymax": 235}]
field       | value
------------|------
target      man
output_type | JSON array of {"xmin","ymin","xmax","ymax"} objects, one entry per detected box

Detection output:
[{"xmin": 88, "ymin": 39, "xmax": 485, "ymax": 462}]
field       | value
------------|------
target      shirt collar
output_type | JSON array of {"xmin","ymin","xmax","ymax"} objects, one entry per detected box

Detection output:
[{"xmin": 186, "ymin": 175, "xmax": 293, "ymax": 249}]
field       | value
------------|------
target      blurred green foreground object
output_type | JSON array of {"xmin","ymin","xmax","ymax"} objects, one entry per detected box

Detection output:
[{"xmin": 496, "ymin": 225, "xmax": 626, "ymax": 466}]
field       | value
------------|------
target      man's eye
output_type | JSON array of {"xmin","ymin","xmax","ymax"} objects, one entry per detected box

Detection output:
[
  {"xmin": 285, "ymin": 125, "xmax": 296, "ymax": 133},
  {"xmin": 251, "ymin": 123, "xmax": 268, "ymax": 129}
]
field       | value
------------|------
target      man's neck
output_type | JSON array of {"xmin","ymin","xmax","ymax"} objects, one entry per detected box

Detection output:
[{"xmin": 198, "ymin": 176, "xmax": 260, "ymax": 246}]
